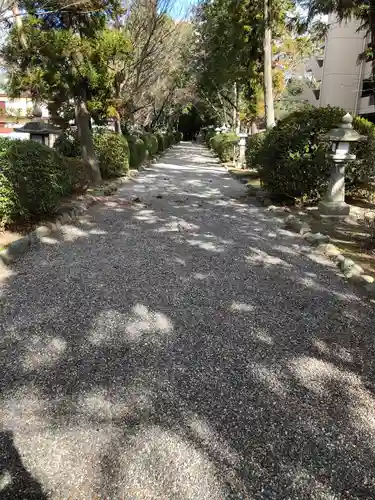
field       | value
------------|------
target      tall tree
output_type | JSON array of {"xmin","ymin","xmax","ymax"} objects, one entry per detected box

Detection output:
[
  {"xmin": 263, "ymin": 0, "xmax": 275, "ymax": 128},
  {"xmin": 192, "ymin": 0, "xmax": 299, "ymax": 129},
  {"xmin": 2, "ymin": 0, "xmax": 128, "ymax": 183}
]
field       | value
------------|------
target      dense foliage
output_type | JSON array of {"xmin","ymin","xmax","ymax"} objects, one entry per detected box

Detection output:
[
  {"xmin": 210, "ymin": 132, "xmax": 239, "ymax": 162},
  {"xmin": 155, "ymin": 132, "xmax": 166, "ymax": 153},
  {"xmin": 54, "ymin": 129, "xmax": 81, "ymax": 159},
  {"xmin": 175, "ymin": 131, "xmax": 183, "ymax": 142},
  {"xmin": 65, "ymin": 157, "xmax": 92, "ymax": 194},
  {"xmin": 204, "ymin": 128, "xmax": 216, "ymax": 146},
  {"xmin": 142, "ymin": 133, "xmax": 159, "ymax": 157},
  {"xmin": 1, "ymin": 0, "xmax": 193, "ymax": 185},
  {"xmin": 0, "ymin": 139, "xmax": 71, "ymax": 224},
  {"xmin": 245, "ymin": 132, "xmax": 266, "ymax": 171},
  {"xmin": 94, "ymin": 132, "xmax": 130, "ymax": 179},
  {"xmin": 126, "ymin": 135, "xmax": 147, "ymax": 169},
  {"xmin": 255, "ymin": 106, "xmax": 375, "ymax": 204},
  {"xmin": 192, "ymin": 0, "xmax": 316, "ymax": 130},
  {"xmin": 56, "ymin": 129, "xmax": 130, "ymax": 179}
]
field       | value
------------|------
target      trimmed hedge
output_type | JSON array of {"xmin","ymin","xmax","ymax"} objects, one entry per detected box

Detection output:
[
  {"xmin": 245, "ymin": 132, "xmax": 265, "ymax": 170},
  {"xmin": 210, "ymin": 132, "xmax": 239, "ymax": 162},
  {"xmin": 155, "ymin": 132, "xmax": 165, "ymax": 152},
  {"xmin": 94, "ymin": 131, "xmax": 129, "ymax": 178},
  {"xmin": 204, "ymin": 128, "xmax": 216, "ymax": 146},
  {"xmin": 165, "ymin": 131, "xmax": 177, "ymax": 147},
  {"xmin": 257, "ymin": 106, "xmax": 375, "ymax": 204},
  {"xmin": 55, "ymin": 128, "xmax": 129, "ymax": 179},
  {"xmin": 349, "ymin": 116, "xmax": 375, "ymax": 190},
  {"xmin": 65, "ymin": 157, "xmax": 91, "ymax": 194},
  {"xmin": 126, "ymin": 135, "xmax": 147, "ymax": 169},
  {"xmin": 142, "ymin": 133, "xmax": 158, "ymax": 157},
  {"xmin": 0, "ymin": 139, "xmax": 72, "ymax": 224}
]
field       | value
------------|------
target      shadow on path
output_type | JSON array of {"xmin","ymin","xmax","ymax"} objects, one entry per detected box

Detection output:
[
  {"xmin": 0, "ymin": 431, "xmax": 47, "ymax": 499},
  {"xmin": 0, "ymin": 142, "xmax": 374, "ymax": 499}
]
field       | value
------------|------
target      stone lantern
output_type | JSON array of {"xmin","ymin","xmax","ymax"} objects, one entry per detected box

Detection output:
[
  {"xmin": 319, "ymin": 113, "xmax": 365, "ymax": 218},
  {"xmin": 16, "ymin": 104, "xmax": 61, "ymax": 147},
  {"xmin": 236, "ymin": 132, "xmax": 248, "ymax": 168}
]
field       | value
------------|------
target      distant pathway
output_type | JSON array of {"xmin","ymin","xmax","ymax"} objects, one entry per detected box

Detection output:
[{"xmin": 0, "ymin": 142, "xmax": 374, "ymax": 499}]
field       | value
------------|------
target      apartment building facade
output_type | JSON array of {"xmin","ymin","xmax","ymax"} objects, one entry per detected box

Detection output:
[{"xmin": 306, "ymin": 14, "xmax": 375, "ymax": 121}]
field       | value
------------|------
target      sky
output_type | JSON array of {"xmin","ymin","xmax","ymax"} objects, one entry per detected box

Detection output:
[{"xmin": 168, "ymin": 0, "xmax": 198, "ymax": 20}]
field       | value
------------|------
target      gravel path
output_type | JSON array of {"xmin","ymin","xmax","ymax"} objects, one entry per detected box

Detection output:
[{"xmin": 0, "ymin": 142, "xmax": 374, "ymax": 499}]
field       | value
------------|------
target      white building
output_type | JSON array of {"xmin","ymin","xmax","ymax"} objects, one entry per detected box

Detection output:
[
  {"xmin": 0, "ymin": 93, "xmax": 49, "ymax": 119},
  {"xmin": 307, "ymin": 14, "xmax": 375, "ymax": 121},
  {"xmin": 0, "ymin": 93, "xmax": 50, "ymax": 138}
]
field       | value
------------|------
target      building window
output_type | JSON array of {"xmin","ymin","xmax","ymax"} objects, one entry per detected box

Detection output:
[{"xmin": 361, "ymin": 79, "xmax": 375, "ymax": 98}]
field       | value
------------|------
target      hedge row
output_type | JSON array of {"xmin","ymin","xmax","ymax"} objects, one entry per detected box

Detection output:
[
  {"xmin": 55, "ymin": 128, "xmax": 182, "ymax": 174},
  {"xmin": 209, "ymin": 132, "xmax": 239, "ymax": 162},
  {"xmin": 55, "ymin": 129, "xmax": 129, "ymax": 179},
  {"xmin": 0, "ymin": 128, "xmax": 182, "ymax": 225},
  {"xmin": 246, "ymin": 106, "xmax": 375, "ymax": 205},
  {"xmin": 126, "ymin": 130, "xmax": 182, "ymax": 169}
]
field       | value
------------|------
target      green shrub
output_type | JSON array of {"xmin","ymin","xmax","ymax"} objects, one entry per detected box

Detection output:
[
  {"xmin": 165, "ymin": 132, "xmax": 175, "ymax": 147},
  {"xmin": 162, "ymin": 132, "xmax": 169, "ymax": 148},
  {"xmin": 0, "ymin": 139, "xmax": 71, "ymax": 224},
  {"xmin": 94, "ymin": 131, "xmax": 129, "ymax": 179},
  {"xmin": 245, "ymin": 132, "xmax": 266, "ymax": 170},
  {"xmin": 142, "ymin": 133, "xmax": 158, "ymax": 157},
  {"xmin": 205, "ymin": 129, "xmax": 216, "ymax": 146},
  {"xmin": 257, "ymin": 106, "xmax": 375, "ymax": 204},
  {"xmin": 65, "ymin": 157, "xmax": 91, "ymax": 194},
  {"xmin": 210, "ymin": 132, "xmax": 239, "ymax": 162},
  {"xmin": 54, "ymin": 128, "xmax": 81, "ymax": 158},
  {"xmin": 175, "ymin": 131, "xmax": 183, "ymax": 143},
  {"xmin": 155, "ymin": 132, "xmax": 165, "ymax": 152},
  {"xmin": 55, "ymin": 128, "xmax": 129, "ymax": 179},
  {"xmin": 350, "ymin": 116, "xmax": 375, "ymax": 192},
  {"xmin": 126, "ymin": 135, "xmax": 147, "ymax": 169}
]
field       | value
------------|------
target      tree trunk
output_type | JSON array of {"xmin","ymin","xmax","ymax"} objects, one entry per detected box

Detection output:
[
  {"xmin": 232, "ymin": 83, "xmax": 237, "ymax": 131},
  {"xmin": 114, "ymin": 116, "xmax": 121, "ymax": 134},
  {"xmin": 370, "ymin": 1, "xmax": 375, "ymax": 86},
  {"xmin": 263, "ymin": 0, "xmax": 275, "ymax": 129},
  {"xmin": 12, "ymin": 2, "xmax": 27, "ymax": 49},
  {"xmin": 74, "ymin": 96, "xmax": 101, "ymax": 185},
  {"xmin": 232, "ymin": 82, "xmax": 240, "ymax": 133},
  {"xmin": 235, "ymin": 82, "xmax": 240, "ymax": 133}
]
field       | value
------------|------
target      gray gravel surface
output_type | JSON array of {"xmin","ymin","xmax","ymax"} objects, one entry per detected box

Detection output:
[{"xmin": 0, "ymin": 142, "xmax": 374, "ymax": 499}]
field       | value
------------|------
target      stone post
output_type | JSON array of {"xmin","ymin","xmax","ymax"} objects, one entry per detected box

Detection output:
[
  {"xmin": 236, "ymin": 133, "xmax": 247, "ymax": 168},
  {"xmin": 319, "ymin": 163, "xmax": 349, "ymax": 217}
]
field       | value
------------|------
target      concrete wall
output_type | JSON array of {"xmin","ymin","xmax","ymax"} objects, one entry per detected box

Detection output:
[{"xmin": 319, "ymin": 15, "xmax": 368, "ymax": 113}]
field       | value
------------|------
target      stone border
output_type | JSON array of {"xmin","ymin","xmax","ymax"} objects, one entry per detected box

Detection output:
[
  {"xmin": 0, "ymin": 160, "xmax": 154, "ymax": 269},
  {"xmin": 282, "ymin": 214, "xmax": 375, "ymax": 299}
]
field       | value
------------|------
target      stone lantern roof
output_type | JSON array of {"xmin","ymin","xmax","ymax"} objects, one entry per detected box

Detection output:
[
  {"xmin": 15, "ymin": 104, "xmax": 61, "ymax": 136},
  {"xmin": 323, "ymin": 113, "xmax": 365, "ymax": 143}
]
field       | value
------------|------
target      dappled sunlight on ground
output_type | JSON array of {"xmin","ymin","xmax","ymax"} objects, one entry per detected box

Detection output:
[
  {"xmin": 0, "ymin": 143, "xmax": 374, "ymax": 499},
  {"xmin": 87, "ymin": 305, "xmax": 174, "ymax": 347}
]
